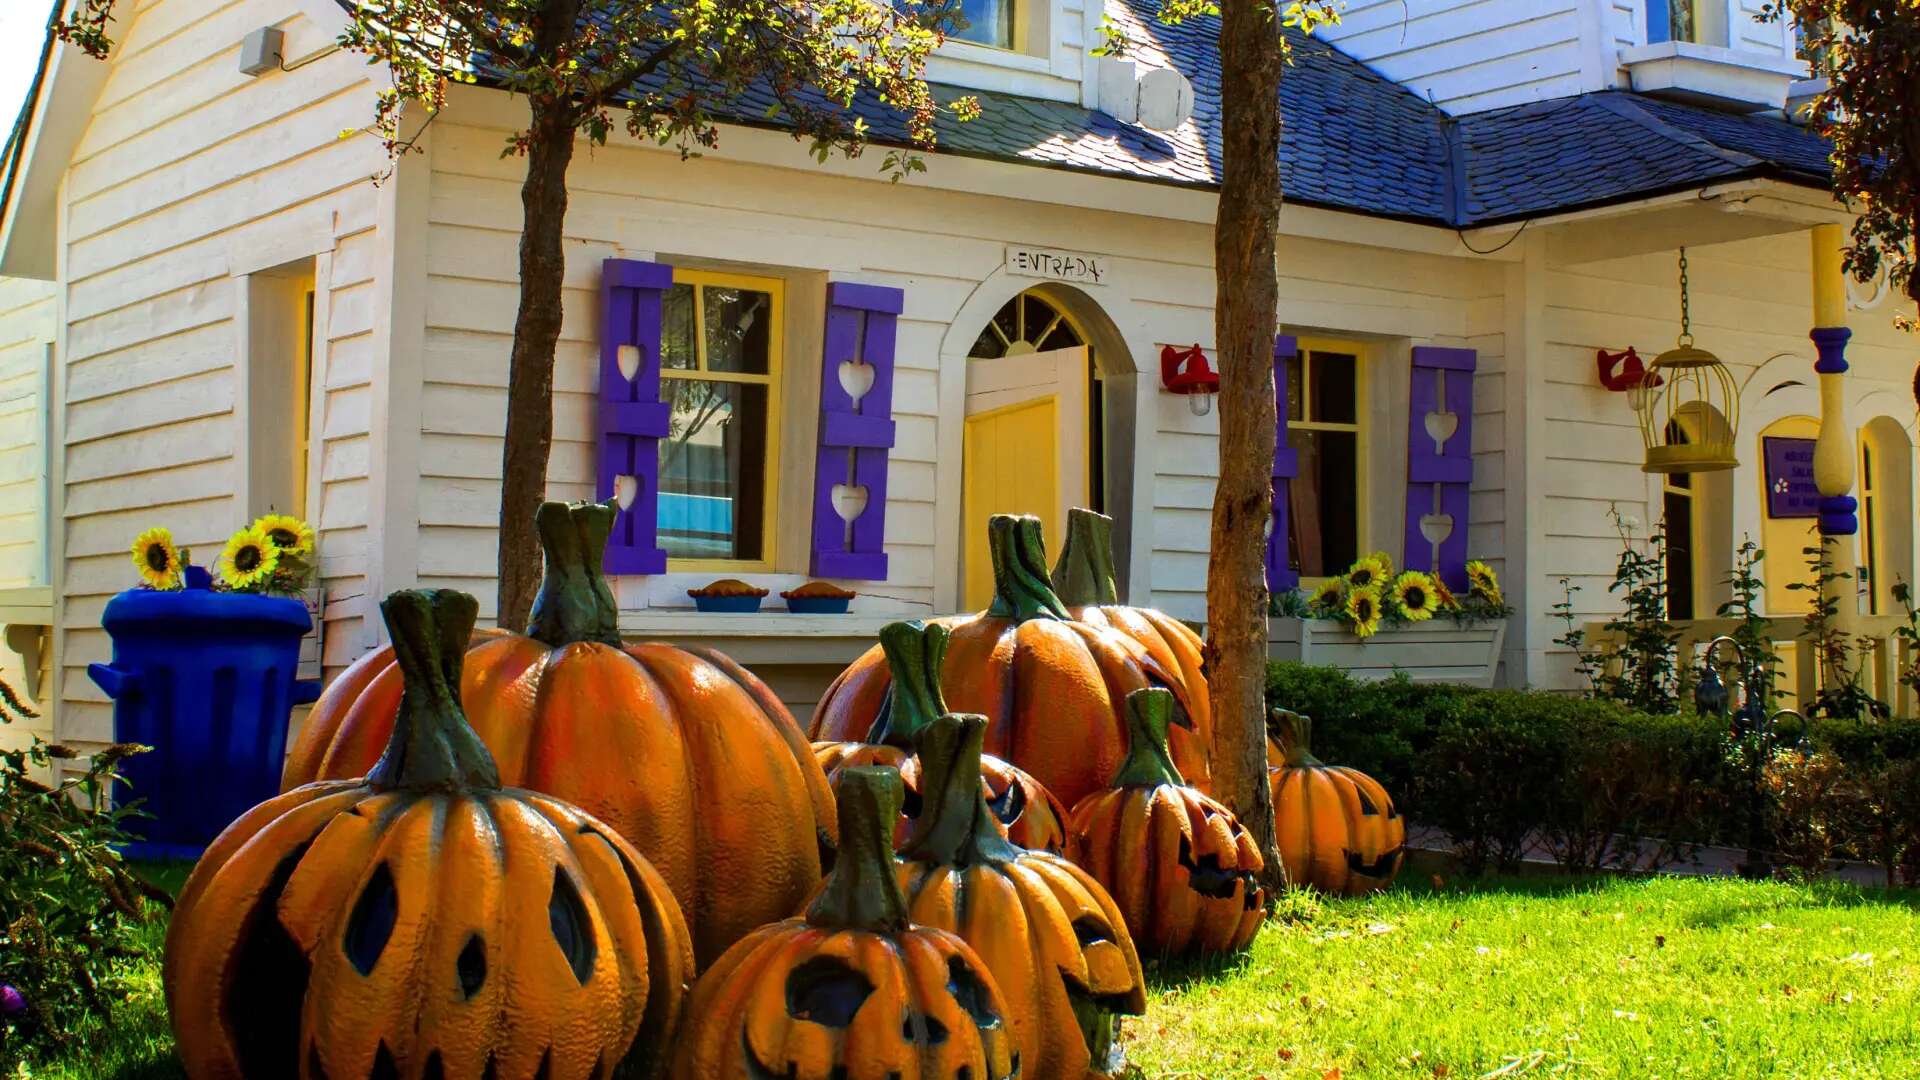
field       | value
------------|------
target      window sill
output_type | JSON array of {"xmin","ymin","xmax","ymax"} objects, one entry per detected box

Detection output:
[
  {"xmin": 616, "ymin": 610, "xmax": 912, "ymax": 666},
  {"xmin": 1618, "ymin": 41, "xmax": 1809, "ymax": 112},
  {"xmin": 935, "ymin": 38, "xmax": 1053, "ymax": 74}
]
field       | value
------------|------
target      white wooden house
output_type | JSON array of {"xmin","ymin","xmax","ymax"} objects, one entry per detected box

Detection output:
[{"xmin": 1, "ymin": 0, "xmax": 1913, "ymax": 756}]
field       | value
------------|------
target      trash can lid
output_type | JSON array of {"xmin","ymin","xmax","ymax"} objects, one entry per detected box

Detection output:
[{"xmin": 101, "ymin": 586, "xmax": 313, "ymax": 635}]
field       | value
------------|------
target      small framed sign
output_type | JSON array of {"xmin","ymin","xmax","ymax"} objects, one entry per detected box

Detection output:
[
  {"xmin": 1763, "ymin": 436, "xmax": 1819, "ymax": 519},
  {"xmin": 1005, "ymin": 245, "xmax": 1109, "ymax": 286}
]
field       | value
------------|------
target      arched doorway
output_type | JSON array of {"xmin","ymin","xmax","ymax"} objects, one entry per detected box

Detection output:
[
  {"xmin": 1858, "ymin": 417, "xmax": 1914, "ymax": 615},
  {"xmin": 1661, "ymin": 405, "xmax": 1734, "ymax": 620},
  {"xmin": 959, "ymin": 287, "xmax": 1134, "ymax": 609}
]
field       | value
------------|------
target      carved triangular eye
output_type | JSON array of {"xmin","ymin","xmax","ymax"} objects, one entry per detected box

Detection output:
[
  {"xmin": 946, "ymin": 957, "xmax": 1002, "ymax": 1030},
  {"xmin": 547, "ymin": 868, "xmax": 597, "ymax": 986},
  {"xmin": 1355, "ymin": 789, "xmax": 1380, "ymax": 816},
  {"xmin": 344, "ymin": 863, "xmax": 399, "ymax": 976},
  {"xmin": 786, "ymin": 956, "xmax": 873, "ymax": 1027}
]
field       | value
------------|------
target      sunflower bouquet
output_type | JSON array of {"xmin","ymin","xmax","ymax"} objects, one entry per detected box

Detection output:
[
  {"xmin": 1272, "ymin": 551, "xmax": 1510, "ymax": 638},
  {"xmin": 128, "ymin": 514, "xmax": 317, "ymax": 595}
]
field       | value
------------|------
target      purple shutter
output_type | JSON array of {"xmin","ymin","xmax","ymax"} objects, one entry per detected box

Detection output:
[
  {"xmin": 1265, "ymin": 335, "xmax": 1299, "ymax": 592},
  {"xmin": 1402, "ymin": 345, "xmax": 1476, "ymax": 591},
  {"xmin": 597, "ymin": 258, "xmax": 675, "ymax": 575},
  {"xmin": 809, "ymin": 282, "xmax": 902, "ymax": 580}
]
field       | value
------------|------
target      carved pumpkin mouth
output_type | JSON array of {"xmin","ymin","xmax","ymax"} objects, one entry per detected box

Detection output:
[
  {"xmin": 1063, "ymin": 975, "xmax": 1130, "ymax": 1075},
  {"xmin": 1177, "ymin": 835, "xmax": 1260, "ymax": 907},
  {"xmin": 1345, "ymin": 846, "xmax": 1406, "ymax": 879}
]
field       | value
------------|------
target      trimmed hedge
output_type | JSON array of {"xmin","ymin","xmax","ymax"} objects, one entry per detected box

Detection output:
[{"xmin": 1266, "ymin": 662, "xmax": 1920, "ymax": 882}]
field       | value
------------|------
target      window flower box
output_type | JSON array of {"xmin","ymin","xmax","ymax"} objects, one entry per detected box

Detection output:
[{"xmin": 1268, "ymin": 616, "xmax": 1507, "ymax": 688}]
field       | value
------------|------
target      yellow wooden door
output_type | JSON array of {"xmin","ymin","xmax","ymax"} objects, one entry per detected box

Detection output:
[{"xmin": 962, "ymin": 347, "xmax": 1089, "ymax": 610}]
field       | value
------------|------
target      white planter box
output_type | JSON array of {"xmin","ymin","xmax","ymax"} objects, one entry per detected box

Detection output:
[{"xmin": 1268, "ymin": 617, "xmax": 1506, "ymax": 688}]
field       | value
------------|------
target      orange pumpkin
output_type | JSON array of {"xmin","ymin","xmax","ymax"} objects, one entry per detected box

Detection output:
[
  {"xmin": 812, "ymin": 514, "xmax": 1197, "ymax": 809},
  {"xmin": 1269, "ymin": 708, "xmax": 1406, "ymax": 895},
  {"xmin": 670, "ymin": 767, "xmax": 1019, "ymax": 1080},
  {"xmin": 898, "ymin": 712, "xmax": 1147, "ymax": 1078},
  {"xmin": 284, "ymin": 500, "xmax": 833, "ymax": 968},
  {"xmin": 1052, "ymin": 507, "xmax": 1214, "ymax": 792},
  {"xmin": 166, "ymin": 590, "xmax": 693, "ymax": 1080},
  {"xmin": 1067, "ymin": 689, "xmax": 1267, "ymax": 957},
  {"xmin": 812, "ymin": 620, "xmax": 1068, "ymax": 853}
]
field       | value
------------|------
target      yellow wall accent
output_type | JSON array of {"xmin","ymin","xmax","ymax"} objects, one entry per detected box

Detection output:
[
  {"xmin": 1759, "ymin": 415, "xmax": 1821, "ymax": 614},
  {"xmin": 963, "ymin": 397, "xmax": 1059, "ymax": 610}
]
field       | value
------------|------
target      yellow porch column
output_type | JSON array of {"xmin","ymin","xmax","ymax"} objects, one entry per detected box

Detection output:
[{"xmin": 1809, "ymin": 223, "xmax": 1857, "ymax": 629}]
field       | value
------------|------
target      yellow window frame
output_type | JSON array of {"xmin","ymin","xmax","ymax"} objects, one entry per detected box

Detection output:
[
  {"xmin": 1290, "ymin": 336, "xmax": 1371, "ymax": 584},
  {"xmin": 659, "ymin": 267, "xmax": 784, "ymax": 573}
]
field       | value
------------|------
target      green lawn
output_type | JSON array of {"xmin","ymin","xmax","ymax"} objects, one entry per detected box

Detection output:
[{"xmin": 21, "ymin": 869, "xmax": 1920, "ymax": 1078}]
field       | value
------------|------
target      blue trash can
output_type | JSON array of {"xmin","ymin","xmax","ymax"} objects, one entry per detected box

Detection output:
[{"xmin": 88, "ymin": 566, "xmax": 323, "ymax": 860}]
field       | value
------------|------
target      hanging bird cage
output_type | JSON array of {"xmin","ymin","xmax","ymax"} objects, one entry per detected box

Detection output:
[{"xmin": 1637, "ymin": 248, "xmax": 1739, "ymax": 474}]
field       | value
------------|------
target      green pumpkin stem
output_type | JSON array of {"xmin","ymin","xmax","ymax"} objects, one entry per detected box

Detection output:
[
  {"xmin": 986, "ymin": 515, "xmax": 1071, "ymax": 622},
  {"xmin": 900, "ymin": 713, "xmax": 1022, "ymax": 868},
  {"xmin": 1111, "ymin": 687, "xmax": 1186, "ymax": 789},
  {"xmin": 1267, "ymin": 708, "xmax": 1321, "ymax": 768},
  {"xmin": 365, "ymin": 589, "xmax": 501, "ymax": 793},
  {"xmin": 1051, "ymin": 507, "xmax": 1121, "ymax": 607},
  {"xmin": 806, "ymin": 767, "xmax": 912, "ymax": 934},
  {"xmin": 863, "ymin": 621, "xmax": 952, "ymax": 748},
  {"xmin": 526, "ymin": 500, "xmax": 622, "ymax": 648}
]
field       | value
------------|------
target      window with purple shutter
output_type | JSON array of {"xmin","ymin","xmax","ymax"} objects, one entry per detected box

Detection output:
[
  {"xmin": 596, "ymin": 258, "xmax": 675, "ymax": 575},
  {"xmin": 1266, "ymin": 335, "xmax": 1299, "ymax": 592},
  {"xmin": 1402, "ymin": 345, "xmax": 1477, "ymax": 591},
  {"xmin": 809, "ymin": 282, "xmax": 903, "ymax": 579}
]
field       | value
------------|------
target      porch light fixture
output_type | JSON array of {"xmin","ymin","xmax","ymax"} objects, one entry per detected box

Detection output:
[
  {"xmin": 1161, "ymin": 343, "xmax": 1219, "ymax": 416},
  {"xmin": 1637, "ymin": 248, "xmax": 1739, "ymax": 474}
]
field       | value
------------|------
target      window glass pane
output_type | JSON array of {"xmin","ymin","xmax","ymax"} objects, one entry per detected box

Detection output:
[
  {"xmin": 657, "ymin": 379, "xmax": 769, "ymax": 560},
  {"xmin": 703, "ymin": 287, "xmax": 773, "ymax": 374},
  {"xmin": 1309, "ymin": 351, "xmax": 1357, "ymax": 424},
  {"xmin": 1285, "ymin": 355, "xmax": 1304, "ymax": 422},
  {"xmin": 952, "ymin": 0, "xmax": 1013, "ymax": 49},
  {"xmin": 1664, "ymin": 490, "xmax": 1695, "ymax": 619},
  {"xmin": 1285, "ymin": 428, "xmax": 1359, "ymax": 578},
  {"xmin": 662, "ymin": 285, "xmax": 696, "ymax": 371}
]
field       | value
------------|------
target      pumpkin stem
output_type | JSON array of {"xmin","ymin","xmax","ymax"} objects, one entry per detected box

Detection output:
[
  {"xmin": 366, "ymin": 589, "xmax": 501, "ymax": 793},
  {"xmin": 1266, "ymin": 708, "xmax": 1321, "ymax": 768},
  {"xmin": 863, "ymin": 621, "xmax": 951, "ymax": 748},
  {"xmin": 1051, "ymin": 507, "xmax": 1120, "ymax": 606},
  {"xmin": 807, "ymin": 767, "xmax": 913, "ymax": 933},
  {"xmin": 1110, "ymin": 687, "xmax": 1186, "ymax": 789},
  {"xmin": 900, "ymin": 713, "xmax": 1022, "ymax": 868},
  {"xmin": 526, "ymin": 500, "xmax": 622, "ymax": 648},
  {"xmin": 986, "ymin": 515, "xmax": 1071, "ymax": 622}
]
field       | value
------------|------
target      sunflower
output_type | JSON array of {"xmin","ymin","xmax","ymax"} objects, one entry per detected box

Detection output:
[
  {"xmin": 130, "ymin": 527, "xmax": 182, "ymax": 590},
  {"xmin": 219, "ymin": 526, "xmax": 282, "ymax": 591},
  {"xmin": 252, "ymin": 513, "xmax": 315, "ymax": 559},
  {"xmin": 1346, "ymin": 553, "xmax": 1392, "ymax": 592},
  {"xmin": 1309, "ymin": 577, "xmax": 1345, "ymax": 612},
  {"xmin": 1391, "ymin": 571, "xmax": 1440, "ymax": 622},
  {"xmin": 1467, "ymin": 560, "xmax": 1503, "ymax": 604},
  {"xmin": 1345, "ymin": 585, "xmax": 1384, "ymax": 638},
  {"xmin": 1432, "ymin": 575, "xmax": 1460, "ymax": 610}
]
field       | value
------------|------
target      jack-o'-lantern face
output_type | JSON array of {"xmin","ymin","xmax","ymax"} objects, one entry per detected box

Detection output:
[{"xmin": 1268, "ymin": 709, "xmax": 1407, "ymax": 896}]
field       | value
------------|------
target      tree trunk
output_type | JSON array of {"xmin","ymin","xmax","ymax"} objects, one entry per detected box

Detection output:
[
  {"xmin": 496, "ymin": 104, "xmax": 578, "ymax": 631},
  {"xmin": 1205, "ymin": 0, "xmax": 1286, "ymax": 892}
]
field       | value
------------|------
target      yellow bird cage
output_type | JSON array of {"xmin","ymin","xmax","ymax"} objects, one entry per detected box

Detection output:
[{"xmin": 1637, "ymin": 248, "xmax": 1739, "ymax": 474}]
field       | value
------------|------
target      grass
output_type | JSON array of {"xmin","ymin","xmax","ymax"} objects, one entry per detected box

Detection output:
[{"xmin": 18, "ymin": 867, "xmax": 1920, "ymax": 1078}]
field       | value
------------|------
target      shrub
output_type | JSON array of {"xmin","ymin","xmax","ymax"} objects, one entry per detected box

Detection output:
[{"xmin": 0, "ymin": 687, "xmax": 166, "ymax": 1069}]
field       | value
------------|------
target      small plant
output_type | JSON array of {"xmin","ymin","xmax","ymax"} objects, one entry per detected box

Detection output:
[
  {"xmin": 1551, "ymin": 577, "xmax": 1604, "ymax": 692},
  {"xmin": 0, "ymin": 677, "xmax": 165, "ymax": 1068},
  {"xmin": 1788, "ymin": 538, "xmax": 1887, "ymax": 721},
  {"xmin": 1762, "ymin": 747, "xmax": 1856, "ymax": 880},
  {"xmin": 1716, "ymin": 539, "xmax": 1783, "ymax": 716},
  {"xmin": 1594, "ymin": 509, "xmax": 1682, "ymax": 714},
  {"xmin": 1889, "ymin": 578, "xmax": 1920, "ymax": 704}
]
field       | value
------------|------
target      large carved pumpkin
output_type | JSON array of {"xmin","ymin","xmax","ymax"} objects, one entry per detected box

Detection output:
[
  {"xmin": 898, "ymin": 712, "xmax": 1147, "ymax": 1079},
  {"xmin": 284, "ymin": 500, "xmax": 834, "ymax": 968},
  {"xmin": 670, "ymin": 767, "xmax": 1018, "ymax": 1080},
  {"xmin": 812, "ymin": 620, "xmax": 1068, "ymax": 853},
  {"xmin": 1052, "ymin": 507, "xmax": 1214, "ymax": 793},
  {"xmin": 166, "ymin": 590, "xmax": 694, "ymax": 1080},
  {"xmin": 1269, "ymin": 708, "xmax": 1406, "ymax": 895},
  {"xmin": 812, "ymin": 514, "xmax": 1198, "ymax": 809},
  {"xmin": 1067, "ymin": 689, "xmax": 1267, "ymax": 957}
]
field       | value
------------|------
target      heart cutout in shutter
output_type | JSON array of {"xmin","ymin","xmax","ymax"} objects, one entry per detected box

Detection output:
[
  {"xmin": 614, "ymin": 475, "xmax": 638, "ymax": 511},
  {"xmin": 832, "ymin": 483, "xmax": 870, "ymax": 524},
  {"xmin": 617, "ymin": 344, "xmax": 643, "ymax": 383},
  {"xmin": 1419, "ymin": 513, "xmax": 1454, "ymax": 546},
  {"xmin": 1424, "ymin": 409, "xmax": 1459, "ymax": 451},
  {"xmin": 838, "ymin": 359, "xmax": 876, "ymax": 408}
]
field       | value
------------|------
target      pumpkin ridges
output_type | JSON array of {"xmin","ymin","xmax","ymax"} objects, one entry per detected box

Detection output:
[
  {"xmin": 683, "ymin": 643, "xmax": 838, "ymax": 857},
  {"xmin": 284, "ymin": 646, "xmax": 392, "ymax": 785}
]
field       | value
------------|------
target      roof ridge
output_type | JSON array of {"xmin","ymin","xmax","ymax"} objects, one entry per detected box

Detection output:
[{"xmin": 1586, "ymin": 91, "xmax": 1764, "ymax": 171}]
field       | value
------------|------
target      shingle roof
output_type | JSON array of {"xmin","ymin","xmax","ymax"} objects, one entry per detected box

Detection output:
[{"xmin": 428, "ymin": 0, "xmax": 1841, "ymax": 229}]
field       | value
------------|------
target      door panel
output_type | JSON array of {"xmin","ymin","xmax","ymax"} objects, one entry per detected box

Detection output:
[{"xmin": 962, "ymin": 347, "xmax": 1088, "ymax": 610}]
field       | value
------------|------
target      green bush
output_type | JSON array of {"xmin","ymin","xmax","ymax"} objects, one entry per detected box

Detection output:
[{"xmin": 1265, "ymin": 661, "xmax": 1920, "ymax": 882}]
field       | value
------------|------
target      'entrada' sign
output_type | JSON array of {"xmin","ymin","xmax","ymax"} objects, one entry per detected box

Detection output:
[
  {"xmin": 1763, "ymin": 436, "xmax": 1819, "ymax": 519},
  {"xmin": 1006, "ymin": 245, "xmax": 1109, "ymax": 285}
]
